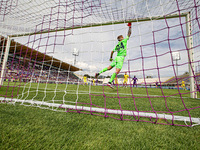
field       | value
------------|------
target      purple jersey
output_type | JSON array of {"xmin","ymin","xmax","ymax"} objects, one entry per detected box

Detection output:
[{"xmin": 132, "ymin": 77, "xmax": 138, "ymax": 83}]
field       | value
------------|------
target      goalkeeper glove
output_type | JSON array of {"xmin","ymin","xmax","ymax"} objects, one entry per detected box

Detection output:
[{"xmin": 110, "ymin": 58, "xmax": 113, "ymax": 61}]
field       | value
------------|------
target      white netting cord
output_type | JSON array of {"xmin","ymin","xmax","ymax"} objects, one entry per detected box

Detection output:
[{"xmin": 0, "ymin": 0, "xmax": 200, "ymax": 126}]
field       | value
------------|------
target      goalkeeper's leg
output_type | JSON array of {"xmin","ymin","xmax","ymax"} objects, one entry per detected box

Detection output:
[
  {"xmin": 95, "ymin": 57, "xmax": 117, "ymax": 78},
  {"xmin": 95, "ymin": 65, "xmax": 113, "ymax": 78},
  {"xmin": 109, "ymin": 56, "xmax": 124, "ymax": 83},
  {"xmin": 109, "ymin": 68, "xmax": 121, "ymax": 83}
]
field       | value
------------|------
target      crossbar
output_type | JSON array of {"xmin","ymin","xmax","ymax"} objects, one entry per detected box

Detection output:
[{"xmin": 9, "ymin": 12, "xmax": 189, "ymax": 37}]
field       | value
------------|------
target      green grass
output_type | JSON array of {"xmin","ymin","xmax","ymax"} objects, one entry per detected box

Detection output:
[
  {"xmin": 0, "ymin": 104, "xmax": 200, "ymax": 149},
  {"xmin": 1, "ymin": 82, "xmax": 199, "ymax": 119},
  {"xmin": 0, "ymin": 82, "xmax": 200, "ymax": 149}
]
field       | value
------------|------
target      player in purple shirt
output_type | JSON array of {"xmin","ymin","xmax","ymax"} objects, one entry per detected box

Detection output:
[
  {"xmin": 132, "ymin": 75, "xmax": 138, "ymax": 87},
  {"xmin": 95, "ymin": 79, "xmax": 98, "ymax": 85}
]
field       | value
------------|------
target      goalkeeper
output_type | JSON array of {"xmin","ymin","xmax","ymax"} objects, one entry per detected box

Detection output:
[{"xmin": 95, "ymin": 23, "xmax": 132, "ymax": 88}]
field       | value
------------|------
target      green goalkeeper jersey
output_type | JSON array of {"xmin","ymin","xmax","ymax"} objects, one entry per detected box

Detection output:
[{"xmin": 113, "ymin": 36, "xmax": 129, "ymax": 56}]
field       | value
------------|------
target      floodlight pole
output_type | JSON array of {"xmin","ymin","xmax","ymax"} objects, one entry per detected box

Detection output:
[
  {"xmin": 176, "ymin": 60, "xmax": 178, "ymax": 76},
  {"xmin": 185, "ymin": 12, "xmax": 197, "ymax": 98},
  {"xmin": 172, "ymin": 52, "xmax": 180, "ymax": 77},
  {"xmin": 72, "ymin": 48, "xmax": 79, "ymax": 65},
  {"xmin": 0, "ymin": 36, "xmax": 11, "ymax": 86},
  {"xmin": 73, "ymin": 54, "xmax": 77, "ymax": 65}
]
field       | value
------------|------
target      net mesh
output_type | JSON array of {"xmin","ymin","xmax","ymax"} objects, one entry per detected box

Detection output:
[{"xmin": 0, "ymin": 0, "xmax": 200, "ymax": 127}]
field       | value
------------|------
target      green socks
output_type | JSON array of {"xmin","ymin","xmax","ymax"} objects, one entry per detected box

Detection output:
[
  {"xmin": 99, "ymin": 67, "xmax": 108, "ymax": 74},
  {"xmin": 99, "ymin": 67, "xmax": 117, "ymax": 83},
  {"xmin": 109, "ymin": 73, "xmax": 116, "ymax": 83}
]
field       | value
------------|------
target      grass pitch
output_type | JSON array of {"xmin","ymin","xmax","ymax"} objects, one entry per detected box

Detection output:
[{"xmin": 0, "ymin": 82, "xmax": 200, "ymax": 149}]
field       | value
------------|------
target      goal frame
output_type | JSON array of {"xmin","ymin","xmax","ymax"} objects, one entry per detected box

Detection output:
[{"xmin": 1, "ymin": 12, "xmax": 199, "ymax": 126}]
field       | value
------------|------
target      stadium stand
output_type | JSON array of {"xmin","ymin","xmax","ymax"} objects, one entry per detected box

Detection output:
[
  {"xmin": 163, "ymin": 72, "xmax": 200, "ymax": 89},
  {"xmin": 0, "ymin": 36, "xmax": 81, "ymax": 84}
]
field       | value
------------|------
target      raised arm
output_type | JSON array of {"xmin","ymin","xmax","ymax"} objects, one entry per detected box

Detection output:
[
  {"xmin": 127, "ymin": 22, "xmax": 132, "ymax": 37},
  {"xmin": 109, "ymin": 51, "xmax": 114, "ymax": 61}
]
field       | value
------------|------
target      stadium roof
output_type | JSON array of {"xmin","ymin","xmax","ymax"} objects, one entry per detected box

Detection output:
[{"xmin": 0, "ymin": 36, "xmax": 81, "ymax": 71}]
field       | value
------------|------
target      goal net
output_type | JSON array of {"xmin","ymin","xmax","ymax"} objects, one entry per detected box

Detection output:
[{"xmin": 0, "ymin": 0, "xmax": 200, "ymax": 127}]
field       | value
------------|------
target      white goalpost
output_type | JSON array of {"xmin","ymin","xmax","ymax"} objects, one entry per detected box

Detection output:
[{"xmin": 0, "ymin": 0, "xmax": 200, "ymax": 127}]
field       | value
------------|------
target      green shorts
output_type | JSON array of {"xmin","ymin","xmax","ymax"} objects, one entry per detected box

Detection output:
[{"xmin": 110, "ymin": 56, "xmax": 125, "ymax": 70}]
